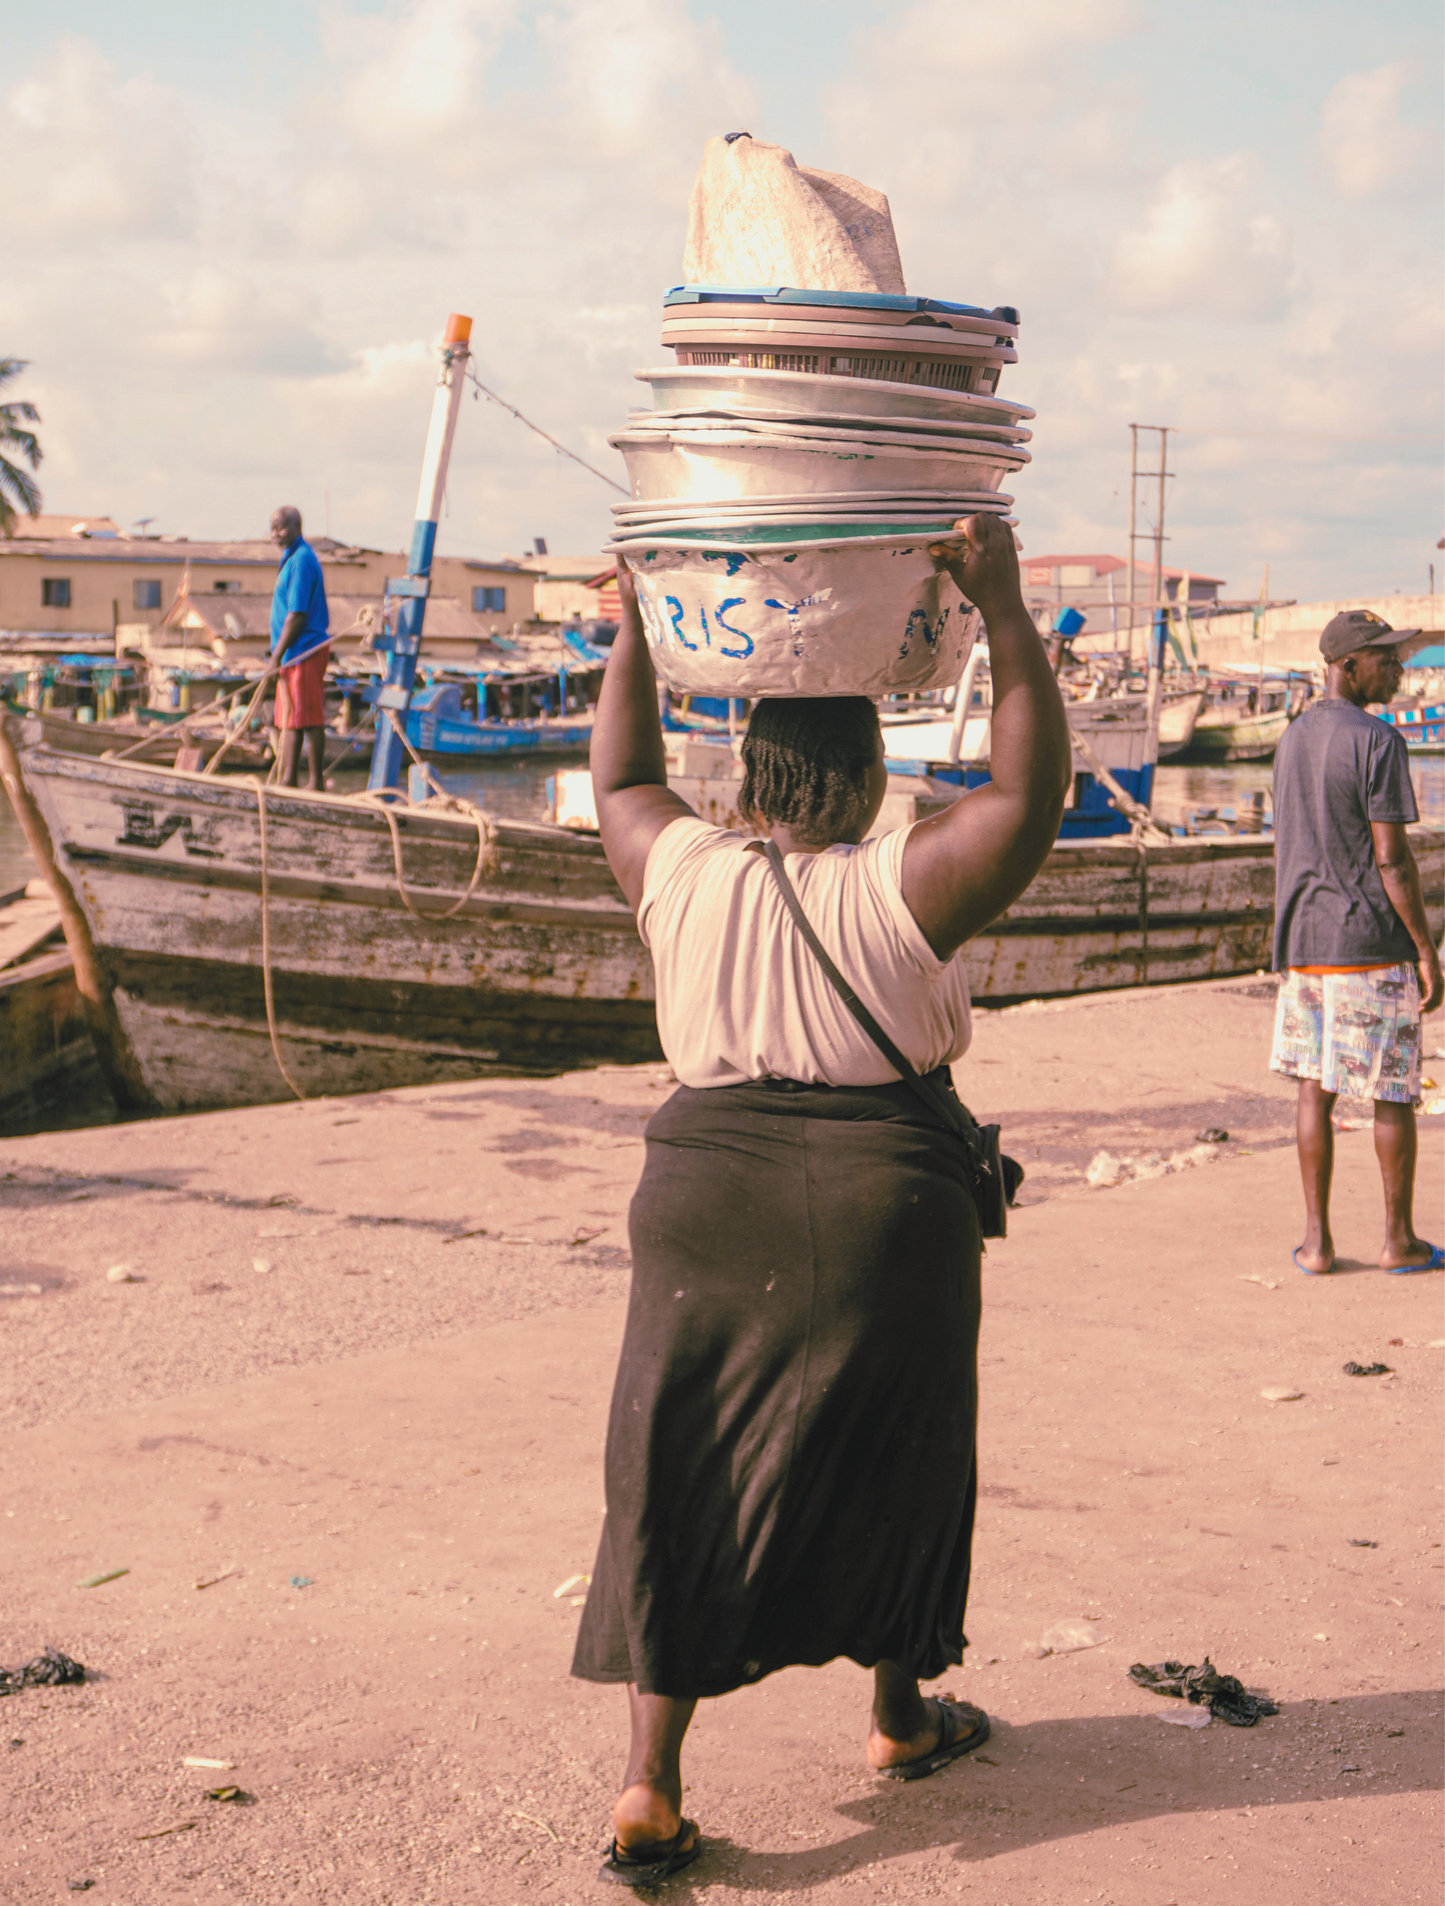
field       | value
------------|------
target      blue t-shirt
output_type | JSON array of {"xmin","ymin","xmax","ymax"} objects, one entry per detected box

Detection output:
[
  {"xmin": 270, "ymin": 538, "xmax": 330, "ymax": 663},
  {"xmin": 1272, "ymin": 698, "xmax": 1419, "ymax": 970}
]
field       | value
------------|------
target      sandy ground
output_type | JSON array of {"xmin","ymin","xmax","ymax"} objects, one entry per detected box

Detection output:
[{"xmin": 1, "ymin": 977, "xmax": 1442, "ymax": 1904}]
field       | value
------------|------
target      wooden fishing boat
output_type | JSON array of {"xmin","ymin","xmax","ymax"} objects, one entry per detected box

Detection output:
[
  {"xmin": 1, "ymin": 698, "xmax": 274, "ymax": 772},
  {"xmin": 9, "ymin": 715, "xmax": 1438, "ymax": 1115},
  {"xmin": 0, "ymin": 880, "xmax": 104, "ymax": 1133},
  {"xmin": 1, "ymin": 715, "xmax": 661, "ymax": 1112},
  {"xmin": 1179, "ymin": 678, "xmax": 1303, "ymax": 763}
]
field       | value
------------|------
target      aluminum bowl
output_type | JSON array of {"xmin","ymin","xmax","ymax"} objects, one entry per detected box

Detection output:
[
  {"xmin": 638, "ymin": 365, "xmax": 1034, "ymax": 426},
  {"xmin": 613, "ymin": 492, "xmax": 1012, "ymax": 524},
  {"xmin": 636, "ymin": 404, "xmax": 1032, "ymax": 445},
  {"xmin": 619, "ymin": 413, "xmax": 1031, "ymax": 449},
  {"xmin": 612, "ymin": 536, "xmax": 981, "ymax": 698},
  {"xmin": 609, "ymin": 427, "xmax": 1027, "ymax": 503}
]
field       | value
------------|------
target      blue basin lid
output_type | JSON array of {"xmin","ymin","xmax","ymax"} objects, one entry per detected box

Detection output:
[{"xmin": 664, "ymin": 285, "xmax": 1019, "ymax": 325}]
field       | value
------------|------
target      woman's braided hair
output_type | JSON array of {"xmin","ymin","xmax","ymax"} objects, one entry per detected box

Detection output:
[{"xmin": 738, "ymin": 697, "xmax": 880, "ymax": 845}]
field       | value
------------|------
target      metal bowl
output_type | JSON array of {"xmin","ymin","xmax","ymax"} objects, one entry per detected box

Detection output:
[
  {"xmin": 637, "ymin": 365, "xmax": 1034, "ymax": 426},
  {"xmin": 609, "ymin": 427, "xmax": 1027, "ymax": 502},
  {"xmin": 636, "ymin": 404, "xmax": 1032, "ymax": 445},
  {"xmin": 614, "ymin": 537, "xmax": 982, "ymax": 697},
  {"xmin": 619, "ymin": 413, "xmax": 1032, "ymax": 451},
  {"xmin": 613, "ymin": 491, "xmax": 1012, "ymax": 522}
]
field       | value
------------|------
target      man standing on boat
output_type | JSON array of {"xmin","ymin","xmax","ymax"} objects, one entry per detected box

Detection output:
[
  {"xmin": 265, "ymin": 505, "xmax": 330, "ymax": 790},
  {"xmin": 1270, "ymin": 608, "xmax": 1443, "ymax": 1275}
]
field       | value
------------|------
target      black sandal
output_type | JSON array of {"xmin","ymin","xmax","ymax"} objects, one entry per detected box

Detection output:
[
  {"xmin": 876, "ymin": 1696, "xmax": 990, "ymax": 1781},
  {"xmin": 599, "ymin": 1818, "xmax": 702, "ymax": 1887}
]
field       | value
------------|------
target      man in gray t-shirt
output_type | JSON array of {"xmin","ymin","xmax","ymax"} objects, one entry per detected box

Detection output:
[{"xmin": 1270, "ymin": 608, "xmax": 1443, "ymax": 1275}]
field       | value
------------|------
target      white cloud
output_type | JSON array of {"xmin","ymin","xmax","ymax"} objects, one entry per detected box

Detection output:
[
  {"xmin": 147, "ymin": 272, "xmax": 339, "ymax": 376},
  {"xmin": 1, "ymin": 1, "xmax": 1439, "ymax": 601},
  {"xmin": 1113, "ymin": 156, "xmax": 1292, "ymax": 319},
  {"xmin": 1320, "ymin": 62, "xmax": 1432, "ymax": 202},
  {"xmin": 0, "ymin": 37, "xmax": 197, "ymax": 240}
]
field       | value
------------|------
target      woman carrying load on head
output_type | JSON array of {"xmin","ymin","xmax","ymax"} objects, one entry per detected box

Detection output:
[{"xmin": 574, "ymin": 514, "xmax": 1071, "ymax": 1886}]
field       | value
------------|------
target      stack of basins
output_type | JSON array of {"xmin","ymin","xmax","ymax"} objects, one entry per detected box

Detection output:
[{"xmin": 606, "ymin": 287, "xmax": 1033, "ymax": 697}]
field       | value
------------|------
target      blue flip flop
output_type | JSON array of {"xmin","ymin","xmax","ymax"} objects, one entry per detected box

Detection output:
[
  {"xmin": 1385, "ymin": 1241, "xmax": 1445, "ymax": 1275},
  {"xmin": 1293, "ymin": 1246, "xmax": 1333, "ymax": 1276}
]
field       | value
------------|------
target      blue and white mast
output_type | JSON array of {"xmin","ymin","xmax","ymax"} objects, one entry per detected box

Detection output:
[{"xmin": 368, "ymin": 312, "xmax": 473, "ymax": 793}]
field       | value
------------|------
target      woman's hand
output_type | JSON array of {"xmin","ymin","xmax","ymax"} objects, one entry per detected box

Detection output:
[
  {"xmin": 928, "ymin": 514, "xmax": 1024, "ymax": 617},
  {"xmin": 614, "ymin": 556, "xmax": 639, "ymax": 615}
]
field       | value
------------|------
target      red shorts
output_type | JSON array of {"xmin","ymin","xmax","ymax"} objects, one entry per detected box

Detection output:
[{"xmin": 275, "ymin": 645, "xmax": 329, "ymax": 730}]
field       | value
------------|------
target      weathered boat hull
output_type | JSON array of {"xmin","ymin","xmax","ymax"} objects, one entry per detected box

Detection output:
[
  {"xmin": 1179, "ymin": 708, "xmax": 1291, "ymax": 763},
  {"xmin": 3, "ymin": 700, "xmax": 273, "ymax": 772},
  {"xmin": 2, "ymin": 721, "xmax": 660, "ymax": 1113},
  {"xmin": 0, "ymin": 947, "xmax": 105, "ymax": 1133},
  {"xmin": 5, "ymin": 718, "xmax": 1440, "ymax": 1114}
]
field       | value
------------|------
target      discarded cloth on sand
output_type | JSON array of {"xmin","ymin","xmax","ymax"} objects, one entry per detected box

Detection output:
[
  {"xmin": 1129, "ymin": 1657, "xmax": 1278, "ymax": 1727},
  {"xmin": 0, "ymin": 1649, "xmax": 86, "ymax": 1696}
]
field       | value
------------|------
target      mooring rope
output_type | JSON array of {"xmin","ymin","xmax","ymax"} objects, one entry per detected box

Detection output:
[{"xmin": 248, "ymin": 701, "xmax": 501, "ymax": 1093}]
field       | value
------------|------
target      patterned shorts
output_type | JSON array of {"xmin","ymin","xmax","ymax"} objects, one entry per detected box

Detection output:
[{"xmin": 1270, "ymin": 964, "xmax": 1422, "ymax": 1103}]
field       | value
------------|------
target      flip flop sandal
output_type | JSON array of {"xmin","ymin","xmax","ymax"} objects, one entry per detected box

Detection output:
[
  {"xmin": 1385, "ymin": 1240, "xmax": 1445, "ymax": 1275},
  {"xmin": 1293, "ymin": 1246, "xmax": 1333, "ymax": 1275},
  {"xmin": 599, "ymin": 1819, "xmax": 702, "ymax": 1887},
  {"xmin": 876, "ymin": 1696, "xmax": 991, "ymax": 1782}
]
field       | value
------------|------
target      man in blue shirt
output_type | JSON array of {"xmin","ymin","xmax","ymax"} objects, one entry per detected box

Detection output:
[
  {"xmin": 1270, "ymin": 608, "xmax": 1443, "ymax": 1275},
  {"xmin": 265, "ymin": 505, "xmax": 330, "ymax": 789}
]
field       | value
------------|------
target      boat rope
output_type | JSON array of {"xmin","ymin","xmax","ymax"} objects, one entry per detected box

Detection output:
[
  {"xmin": 253, "ymin": 780, "xmax": 307, "ymax": 1102},
  {"xmin": 203, "ymin": 673, "xmax": 276, "ymax": 777},
  {"xmin": 248, "ymin": 700, "xmax": 499, "ymax": 1094},
  {"xmin": 346, "ymin": 707, "xmax": 500, "ymax": 919},
  {"xmin": 1065, "ymin": 722, "xmax": 1173, "ymax": 846},
  {"xmin": 104, "ymin": 677, "xmax": 260, "ymax": 767},
  {"xmin": 461, "ymin": 362, "xmax": 627, "ymax": 495}
]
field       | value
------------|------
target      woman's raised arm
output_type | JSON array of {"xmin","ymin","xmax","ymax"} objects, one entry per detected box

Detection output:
[
  {"xmin": 900, "ymin": 515, "xmax": 1072, "ymax": 960},
  {"xmin": 590, "ymin": 560, "xmax": 695, "ymax": 911}
]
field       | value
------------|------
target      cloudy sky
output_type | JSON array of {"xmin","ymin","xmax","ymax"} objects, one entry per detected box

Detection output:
[{"xmin": 2, "ymin": 0, "xmax": 1439, "ymax": 601}]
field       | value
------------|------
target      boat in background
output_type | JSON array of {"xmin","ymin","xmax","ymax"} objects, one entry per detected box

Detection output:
[
  {"xmin": 1, "ymin": 696, "xmax": 274, "ymax": 773},
  {"xmin": 337, "ymin": 660, "xmax": 603, "ymax": 760},
  {"xmin": 1380, "ymin": 700, "xmax": 1444, "ymax": 753},
  {"xmin": 1177, "ymin": 671, "xmax": 1312, "ymax": 763}
]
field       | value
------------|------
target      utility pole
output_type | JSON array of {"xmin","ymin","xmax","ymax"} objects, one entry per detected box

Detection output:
[
  {"xmin": 1152, "ymin": 426, "xmax": 1169, "ymax": 620},
  {"xmin": 1125, "ymin": 424, "xmax": 1174, "ymax": 672},
  {"xmin": 1127, "ymin": 424, "xmax": 1138, "ymax": 671}
]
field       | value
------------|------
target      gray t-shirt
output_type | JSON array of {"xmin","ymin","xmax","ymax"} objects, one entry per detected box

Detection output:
[{"xmin": 1272, "ymin": 699, "xmax": 1419, "ymax": 970}]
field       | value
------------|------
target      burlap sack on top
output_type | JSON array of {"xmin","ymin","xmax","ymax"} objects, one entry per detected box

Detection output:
[{"xmin": 682, "ymin": 134, "xmax": 905, "ymax": 294}]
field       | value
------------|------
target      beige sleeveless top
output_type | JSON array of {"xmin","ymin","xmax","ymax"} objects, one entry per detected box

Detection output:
[{"xmin": 637, "ymin": 817, "xmax": 972, "ymax": 1089}]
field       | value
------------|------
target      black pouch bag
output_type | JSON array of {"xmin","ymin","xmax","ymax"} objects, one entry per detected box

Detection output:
[{"xmin": 763, "ymin": 841, "xmax": 1022, "ymax": 1240}]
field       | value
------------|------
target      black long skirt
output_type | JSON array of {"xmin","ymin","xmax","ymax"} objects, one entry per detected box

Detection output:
[{"xmin": 571, "ymin": 1077, "xmax": 981, "ymax": 1699}]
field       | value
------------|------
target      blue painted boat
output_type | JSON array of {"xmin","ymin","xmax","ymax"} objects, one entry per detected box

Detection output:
[
  {"xmin": 406, "ymin": 680, "xmax": 592, "ymax": 757},
  {"xmin": 1381, "ymin": 701, "xmax": 1444, "ymax": 753}
]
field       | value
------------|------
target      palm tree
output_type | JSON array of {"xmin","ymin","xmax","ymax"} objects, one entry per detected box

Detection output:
[{"xmin": 0, "ymin": 357, "xmax": 42, "ymax": 537}]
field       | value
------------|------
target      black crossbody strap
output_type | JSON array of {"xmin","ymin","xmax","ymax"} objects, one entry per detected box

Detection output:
[{"xmin": 762, "ymin": 839, "xmax": 985, "ymax": 1164}]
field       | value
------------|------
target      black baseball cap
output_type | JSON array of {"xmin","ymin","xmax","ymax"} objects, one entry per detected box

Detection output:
[{"xmin": 1318, "ymin": 607, "xmax": 1423, "ymax": 663}]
